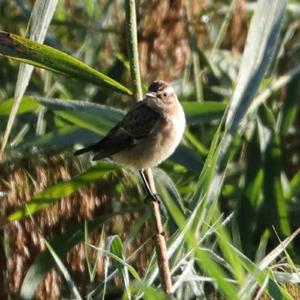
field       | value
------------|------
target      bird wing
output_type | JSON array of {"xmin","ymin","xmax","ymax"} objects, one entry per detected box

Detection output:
[
  {"xmin": 120, "ymin": 100, "xmax": 162, "ymax": 138},
  {"xmin": 75, "ymin": 101, "xmax": 163, "ymax": 161}
]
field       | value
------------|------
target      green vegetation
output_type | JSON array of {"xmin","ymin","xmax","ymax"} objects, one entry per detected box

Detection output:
[{"xmin": 0, "ymin": 0, "xmax": 300, "ymax": 299}]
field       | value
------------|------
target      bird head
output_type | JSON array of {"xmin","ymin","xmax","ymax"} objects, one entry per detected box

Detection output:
[{"xmin": 146, "ymin": 80, "xmax": 177, "ymax": 104}]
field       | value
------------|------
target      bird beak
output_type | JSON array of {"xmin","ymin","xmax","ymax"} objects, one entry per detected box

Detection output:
[{"xmin": 145, "ymin": 92, "xmax": 156, "ymax": 98}]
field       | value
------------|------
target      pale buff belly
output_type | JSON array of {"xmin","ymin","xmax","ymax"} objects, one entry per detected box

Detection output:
[{"xmin": 112, "ymin": 123, "xmax": 181, "ymax": 169}]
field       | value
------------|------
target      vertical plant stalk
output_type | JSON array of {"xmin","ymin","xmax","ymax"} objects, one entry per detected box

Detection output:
[
  {"xmin": 125, "ymin": 0, "xmax": 143, "ymax": 100},
  {"xmin": 184, "ymin": 0, "xmax": 206, "ymax": 145},
  {"xmin": 184, "ymin": 0, "xmax": 203, "ymax": 102},
  {"xmin": 211, "ymin": 0, "xmax": 236, "ymax": 54},
  {"xmin": 125, "ymin": 0, "xmax": 173, "ymax": 294}
]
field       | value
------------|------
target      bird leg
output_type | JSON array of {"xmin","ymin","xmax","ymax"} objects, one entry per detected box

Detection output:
[
  {"xmin": 139, "ymin": 170, "xmax": 168, "ymax": 220},
  {"xmin": 139, "ymin": 170, "xmax": 160, "ymax": 201}
]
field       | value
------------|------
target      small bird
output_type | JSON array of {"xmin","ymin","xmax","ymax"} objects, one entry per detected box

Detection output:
[{"xmin": 74, "ymin": 80, "xmax": 186, "ymax": 171}]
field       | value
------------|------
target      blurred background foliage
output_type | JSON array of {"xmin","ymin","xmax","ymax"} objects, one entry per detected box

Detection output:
[{"xmin": 0, "ymin": 0, "xmax": 300, "ymax": 299}]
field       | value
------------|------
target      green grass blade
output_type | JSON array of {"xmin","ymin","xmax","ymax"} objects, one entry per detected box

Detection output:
[
  {"xmin": 15, "ymin": 126, "xmax": 99, "ymax": 154},
  {"xmin": 43, "ymin": 239, "xmax": 83, "ymax": 300},
  {"xmin": 211, "ymin": 0, "xmax": 236, "ymax": 53},
  {"xmin": 0, "ymin": 0, "xmax": 59, "ymax": 154},
  {"xmin": 160, "ymin": 184, "xmax": 239, "ymax": 299},
  {"xmin": 99, "ymin": 235, "xmax": 137, "ymax": 293},
  {"xmin": 262, "ymin": 133, "xmax": 291, "ymax": 235},
  {"xmin": 277, "ymin": 73, "xmax": 300, "ymax": 136},
  {"xmin": 214, "ymin": 223, "xmax": 246, "ymax": 285},
  {"xmin": 184, "ymin": 129, "xmax": 208, "ymax": 156},
  {"xmin": 170, "ymin": 144, "xmax": 204, "ymax": 174},
  {"xmin": 256, "ymin": 105, "xmax": 290, "ymax": 235},
  {"xmin": 239, "ymin": 228, "xmax": 300, "ymax": 298},
  {"xmin": 248, "ymin": 64, "xmax": 300, "ymax": 120},
  {"xmin": 285, "ymin": 171, "xmax": 300, "ymax": 200},
  {"xmin": 185, "ymin": 0, "xmax": 203, "ymax": 102},
  {"xmin": 19, "ymin": 208, "xmax": 139, "ymax": 300},
  {"xmin": 37, "ymin": 99, "xmax": 225, "ymax": 132},
  {"xmin": 128, "ymin": 282, "xmax": 172, "ymax": 300},
  {"xmin": 226, "ymin": 0, "xmax": 287, "ymax": 132},
  {"xmin": 197, "ymin": 46, "xmax": 221, "ymax": 79},
  {"xmin": 109, "ymin": 235, "xmax": 130, "ymax": 291},
  {"xmin": 36, "ymin": 97, "xmax": 124, "ymax": 135},
  {"xmin": 0, "ymin": 31, "xmax": 132, "ymax": 95},
  {"xmin": 182, "ymin": 101, "xmax": 226, "ymax": 125},
  {"xmin": 193, "ymin": 0, "xmax": 288, "ymax": 231},
  {"xmin": 0, "ymin": 96, "xmax": 40, "ymax": 117},
  {"xmin": 236, "ymin": 128, "xmax": 263, "ymax": 256}
]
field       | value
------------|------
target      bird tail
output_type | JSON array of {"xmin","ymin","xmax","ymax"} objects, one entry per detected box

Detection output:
[
  {"xmin": 74, "ymin": 141, "xmax": 115, "ymax": 160},
  {"xmin": 74, "ymin": 143, "xmax": 117, "ymax": 161},
  {"xmin": 74, "ymin": 144, "xmax": 95, "ymax": 156},
  {"xmin": 74, "ymin": 126, "xmax": 132, "ymax": 160}
]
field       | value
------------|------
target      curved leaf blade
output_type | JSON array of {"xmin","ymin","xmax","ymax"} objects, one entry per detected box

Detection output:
[
  {"xmin": 0, "ymin": 31, "xmax": 132, "ymax": 95},
  {"xmin": 182, "ymin": 101, "xmax": 227, "ymax": 125},
  {"xmin": 38, "ymin": 98, "xmax": 226, "ymax": 131},
  {"xmin": 0, "ymin": 96, "xmax": 40, "ymax": 117},
  {"xmin": 36, "ymin": 97, "xmax": 124, "ymax": 135},
  {"xmin": 226, "ymin": 0, "xmax": 287, "ymax": 132},
  {"xmin": 0, "ymin": 0, "xmax": 59, "ymax": 154}
]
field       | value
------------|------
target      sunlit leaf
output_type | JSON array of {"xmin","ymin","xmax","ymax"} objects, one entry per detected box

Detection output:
[
  {"xmin": 226, "ymin": 0, "xmax": 287, "ymax": 132},
  {"xmin": 182, "ymin": 101, "xmax": 226, "ymax": 125},
  {"xmin": 0, "ymin": 0, "xmax": 59, "ymax": 154},
  {"xmin": 0, "ymin": 31, "xmax": 132, "ymax": 95},
  {"xmin": 16, "ymin": 126, "xmax": 99, "ymax": 154},
  {"xmin": 285, "ymin": 171, "xmax": 300, "ymax": 200},
  {"xmin": 0, "ymin": 96, "xmax": 39, "ymax": 117},
  {"xmin": 36, "ymin": 97, "xmax": 124, "ymax": 135}
]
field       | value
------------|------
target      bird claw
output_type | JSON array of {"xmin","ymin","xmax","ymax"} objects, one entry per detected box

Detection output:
[
  {"xmin": 149, "ymin": 193, "xmax": 168, "ymax": 222},
  {"xmin": 151, "ymin": 193, "xmax": 161, "ymax": 203},
  {"xmin": 139, "ymin": 170, "xmax": 168, "ymax": 221}
]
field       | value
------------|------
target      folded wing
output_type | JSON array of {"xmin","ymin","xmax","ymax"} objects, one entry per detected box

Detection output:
[{"xmin": 74, "ymin": 101, "xmax": 162, "ymax": 161}]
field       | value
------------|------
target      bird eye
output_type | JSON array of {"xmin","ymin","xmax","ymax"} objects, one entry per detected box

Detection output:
[{"xmin": 163, "ymin": 92, "xmax": 168, "ymax": 97}]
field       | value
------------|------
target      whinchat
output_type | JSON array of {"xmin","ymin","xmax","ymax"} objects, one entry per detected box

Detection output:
[{"xmin": 74, "ymin": 80, "xmax": 186, "ymax": 170}]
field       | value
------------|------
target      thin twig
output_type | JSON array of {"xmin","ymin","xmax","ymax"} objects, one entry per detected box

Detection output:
[{"xmin": 125, "ymin": 0, "xmax": 173, "ymax": 294}]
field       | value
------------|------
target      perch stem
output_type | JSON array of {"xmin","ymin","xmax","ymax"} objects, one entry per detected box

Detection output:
[
  {"xmin": 142, "ymin": 169, "xmax": 173, "ymax": 294},
  {"xmin": 125, "ymin": 0, "xmax": 173, "ymax": 294}
]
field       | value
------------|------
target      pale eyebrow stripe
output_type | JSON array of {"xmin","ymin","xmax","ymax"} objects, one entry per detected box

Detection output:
[
  {"xmin": 145, "ymin": 92, "xmax": 156, "ymax": 98},
  {"xmin": 164, "ymin": 86, "xmax": 174, "ymax": 94}
]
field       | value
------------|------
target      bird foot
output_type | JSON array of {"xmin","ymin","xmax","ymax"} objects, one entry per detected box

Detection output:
[{"xmin": 148, "ymin": 193, "xmax": 168, "ymax": 222}]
